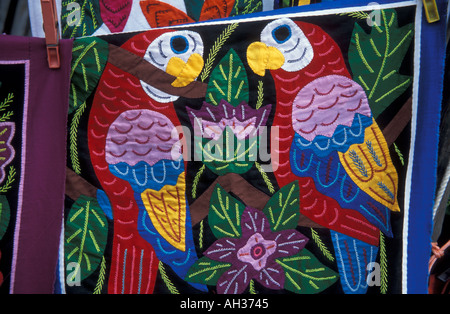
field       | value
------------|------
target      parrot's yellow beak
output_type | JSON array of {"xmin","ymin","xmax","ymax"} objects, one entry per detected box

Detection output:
[
  {"xmin": 247, "ymin": 42, "xmax": 285, "ymax": 76},
  {"xmin": 166, "ymin": 53, "xmax": 204, "ymax": 88}
]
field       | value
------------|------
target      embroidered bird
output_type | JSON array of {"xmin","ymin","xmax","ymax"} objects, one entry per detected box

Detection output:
[
  {"xmin": 247, "ymin": 17, "xmax": 400, "ymax": 293},
  {"xmin": 88, "ymin": 28, "xmax": 207, "ymax": 294}
]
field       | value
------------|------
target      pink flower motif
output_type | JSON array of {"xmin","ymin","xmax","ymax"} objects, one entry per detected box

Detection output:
[
  {"xmin": 204, "ymin": 207, "xmax": 308, "ymax": 294},
  {"xmin": 237, "ymin": 233, "xmax": 277, "ymax": 271},
  {"xmin": 188, "ymin": 100, "xmax": 272, "ymax": 141}
]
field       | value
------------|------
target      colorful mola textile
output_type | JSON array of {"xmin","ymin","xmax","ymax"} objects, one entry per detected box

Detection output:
[
  {"xmin": 29, "ymin": 0, "xmax": 328, "ymax": 38},
  {"xmin": 0, "ymin": 35, "xmax": 72, "ymax": 293},
  {"xmin": 61, "ymin": 0, "xmax": 447, "ymax": 294}
]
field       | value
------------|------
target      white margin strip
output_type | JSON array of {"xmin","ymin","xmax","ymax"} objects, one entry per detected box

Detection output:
[
  {"xmin": 92, "ymin": 1, "xmax": 419, "ymax": 38},
  {"xmin": 402, "ymin": 0, "xmax": 422, "ymax": 295},
  {"xmin": 2, "ymin": 59, "xmax": 30, "ymax": 294},
  {"xmin": 58, "ymin": 218, "xmax": 67, "ymax": 294}
]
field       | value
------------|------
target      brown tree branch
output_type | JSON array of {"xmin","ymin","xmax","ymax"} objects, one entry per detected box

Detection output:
[
  {"xmin": 65, "ymin": 167, "xmax": 97, "ymax": 200},
  {"xmin": 382, "ymin": 97, "xmax": 412, "ymax": 147},
  {"xmin": 188, "ymin": 172, "xmax": 323, "ymax": 228}
]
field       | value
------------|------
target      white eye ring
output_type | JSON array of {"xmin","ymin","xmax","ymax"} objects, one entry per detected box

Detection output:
[
  {"xmin": 144, "ymin": 30, "xmax": 204, "ymax": 70},
  {"xmin": 170, "ymin": 35, "xmax": 190, "ymax": 54},
  {"xmin": 272, "ymin": 24, "xmax": 292, "ymax": 44},
  {"xmin": 141, "ymin": 30, "xmax": 204, "ymax": 103},
  {"xmin": 261, "ymin": 18, "xmax": 314, "ymax": 73}
]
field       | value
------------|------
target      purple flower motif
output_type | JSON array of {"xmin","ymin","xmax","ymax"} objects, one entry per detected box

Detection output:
[
  {"xmin": 204, "ymin": 207, "xmax": 308, "ymax": 294},
  {"xmin": 237, "ymin": 233, "xmax": 277, "ymax": 271},
  {"xmin": 188, "ymin": 100, "xmax": 271, "ymax": 141}
]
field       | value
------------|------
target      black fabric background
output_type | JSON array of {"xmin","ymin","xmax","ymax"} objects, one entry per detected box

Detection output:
[
  {"xmin": 66, "ymin": 6, "xmax": 416, "ymax": 294},
  {"xmin": 0, "ymin": 62, "xmax": 26, "ymax": 294}
]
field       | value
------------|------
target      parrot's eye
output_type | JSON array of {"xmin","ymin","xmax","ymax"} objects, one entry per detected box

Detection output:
[
  {"xmin": 272, "ymin": 25, "xmax": 291, "ymax": 44},
  {"xmin": 258, "ymin": 18, "xmax": 313, "ymax": 72},
  {"xmin": 170, "ymin": 35, "xmax": 189, "ymax": 54}
]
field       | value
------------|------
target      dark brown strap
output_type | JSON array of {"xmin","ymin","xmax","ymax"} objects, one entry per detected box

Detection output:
[
  {"xmin": 189, "ymin": 172, "xmax": 323, "ymax": 228},
  {"xmin": 382, "ymin": 97, "xmax": 412, "ymax": 147},
  {"xmin": 107, "ymin": 43, "xmax": 207, "ymax": 99},
  {"xmin": 65, "ymin": 167, "xmax": 98, "ymax": 200}
]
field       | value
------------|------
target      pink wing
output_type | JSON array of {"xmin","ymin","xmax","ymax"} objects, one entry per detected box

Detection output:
[
  {"xmin": 105, "ymin": 109, "xmax": 181, "ymax": 167},
  {"xmin": 292, "ymin": 74, "xmax": 372, "ymax": 142}
]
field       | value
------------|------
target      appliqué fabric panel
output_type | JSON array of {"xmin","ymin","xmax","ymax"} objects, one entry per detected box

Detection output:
[
  {"xmin": 0, "ymin": 35, "xmax": 72, "ymax": 293},
  {"xmin": 52, "ymin": 0, "xmax": 328, "ymax": 38},
  {"xmin": 61, "ymin": 2, "xmax": 439, "ymax": 295}
]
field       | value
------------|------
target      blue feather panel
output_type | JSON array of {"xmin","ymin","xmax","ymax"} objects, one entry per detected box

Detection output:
[
  {"xmin": 109, "ymin": 158, "xmax": 185, "ymax": 193},
  {"xmin": 109, "ymin": 157, "xmax": 207, "ymax": 291},
  {"xmin": 331, "ymin": 230, "xmax": 379, "ymax": 294},
  {"xmin": 290, "ymin": 138, "xmax": 392, "ymax": 237},
  {"xmin": 293, "ymin": 113, "xmax": 373, "ymax": 157},
  {"xmin": 136, "ymin": 194, "xmax": 208, "ymax": 292}
]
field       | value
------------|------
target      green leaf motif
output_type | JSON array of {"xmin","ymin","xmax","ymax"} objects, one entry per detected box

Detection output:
[
  {"xmin": 93, "ymin": 256, "xmax": 106, "ymax": 294},
  {"xmin": 0, "ymin": 195, "xmax": 10, "ymax": 241},
  {"xmin": 196, "ymin": 127, "xmax": 257, "ymax": 175},
  {"xmin": 0, "ymin": 166, "xmax": 16, "ymax": 193},
  {"xmin": 277, "ymin": 249, "xmax": 339, "ymax": 294},
  {"xmin": 262, "ymin": 181, "xmax": 300, "ymax": 232},
  {"xmin": 65, "ymin": 194, "xmax": 108, "ymax": 282},
  {"xmin": 348, "ymin": 9, "xmax": 414, "ymax": 118},
  {"xmin": 185, "ymin": 256, "xmax": 231, "ymax": 285},
  {"xmin": 159, "ymin": 261, "xmax": 180, "ymax": 294},
  {"xmin": 310, "ymin": 228, "xmax": 334, "ymax": 262},
  {"xmin": 69, "ymin": 37, "xmax": 108, "ymax": 114},
  {"xmin": 69, "ymin": 37, "xmax": 108, "ymax": 173},
  {"xmin": 0, "ymin": 92, "xmax": 14, "ymax": 122},
  {"xmin": 379, "ymin": 232, "xmax": 388, "ymax": 294},
  {"xmin": 230, "ymin": 0, "xmax": 263, "ymax": 17},
  {"xmin": 207, "ymin": 49, "xmax": 249, "ymax": 107},
  {"xmin": 208, "ymin": 183, "xmax": 246, "ymax": 239},
  {"xmin": 200, "ymin": 23, "xmax": 239, "ymax": 82},
  {"xmin": 61, "ymin": 0, "xmax": 103, "ymax": 39}
]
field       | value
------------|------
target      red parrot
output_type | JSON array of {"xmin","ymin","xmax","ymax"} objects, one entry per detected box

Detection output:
[
  {"xmin": 247, "ymin": 18, "xmax": 384, "ymax": 246},
  {"xmin": 88, "ymin": 28, "xmax": 205, "ymax": 294},
  {"xmin": 247, "ymin": 18, "xmax": 400, "ymax": 293}
]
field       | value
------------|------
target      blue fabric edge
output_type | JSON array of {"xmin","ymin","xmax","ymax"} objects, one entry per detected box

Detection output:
[
  {"xmin": 408, "ymin": 0, "xmax": 448, "ymax": 294},
  {"xmin": 188, "ymin": 0, "xmax": 414, "ymax": 25}
]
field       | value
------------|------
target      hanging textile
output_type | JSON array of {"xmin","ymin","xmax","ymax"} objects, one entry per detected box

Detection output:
[
  {"xmin": 0, "ymin": 35, "xmax": 72, "ymax": 293},
  {"xmin": 29, "ymin": 1, "xmax": 330, "ymax": 38},
  {"xmin": 60, "ymin": 0, "xmax": 447, "ymax": 295}
]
